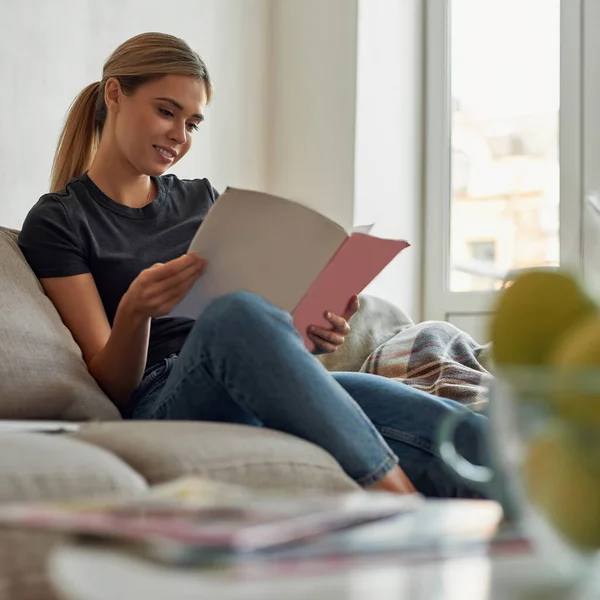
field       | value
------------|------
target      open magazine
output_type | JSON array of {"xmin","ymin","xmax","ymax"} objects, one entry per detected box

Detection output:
[
  {"xmin": 0, "ymin": 477, "xmax": 423, "ymax": 556},
  {"xmin": 167, "ymin": 188, "xmax": 410, "ymax": 349}
]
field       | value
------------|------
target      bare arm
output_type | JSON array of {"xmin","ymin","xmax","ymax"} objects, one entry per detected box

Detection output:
[
  {"xmin": 40, "ymin": 274, "xmax": 151, "ymax": 408},
  {"xmin": 40, "ymin": 253, "xmax": 205, "ymax": 410}
]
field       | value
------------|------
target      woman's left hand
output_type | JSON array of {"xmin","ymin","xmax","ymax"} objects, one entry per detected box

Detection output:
[{"xmin": 308, "ymin": 295, "xmax": 360, "ymax": 355}]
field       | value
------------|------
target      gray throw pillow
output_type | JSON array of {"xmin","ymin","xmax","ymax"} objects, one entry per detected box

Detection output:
[{"xmin": 0, "ymin": 226, "xmax": 120, "ymax": 420}]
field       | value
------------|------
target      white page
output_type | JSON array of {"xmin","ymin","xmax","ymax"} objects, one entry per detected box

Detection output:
[
  {"xmin": 169, "ymin": 188, "xmax": 349, "ymax": 319},
  {"xmin": 351, "ymin": 223, "xmax": 375, "ymax": 235}
]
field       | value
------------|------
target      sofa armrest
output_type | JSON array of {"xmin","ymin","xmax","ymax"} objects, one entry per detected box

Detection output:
[{"xmin": 0, "ymin": 433, "xmax": 146, "ymax": 600}]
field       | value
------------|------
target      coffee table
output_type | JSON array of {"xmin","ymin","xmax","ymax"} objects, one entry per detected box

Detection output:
[{"xmin": 48, "ymin": 527, "xmax": 600, "ymax": 600}]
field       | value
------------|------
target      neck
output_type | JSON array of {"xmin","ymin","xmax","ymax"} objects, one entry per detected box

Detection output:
[{"xmin": 87, "ymin": 136, "xmax": 155, "ymax": 209}]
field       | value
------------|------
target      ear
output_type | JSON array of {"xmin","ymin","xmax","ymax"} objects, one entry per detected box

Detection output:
[{"xmin": 104, "ymin": 77, "xmax": 123, "ymax": 113}]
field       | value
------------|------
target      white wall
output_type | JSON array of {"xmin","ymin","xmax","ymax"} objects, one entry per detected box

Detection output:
[
  {"xmin": 267, "ymin": 0, "xmax": 424, "ymax": 318},
  {"xmin": 0, "ymin": 0, "xmax": 269, "ymax": 229},
  {"xmin": 354, "ymin": 0, "xmax": 424, "ymax": 319},
  {"xmin": 266, "ymin": 0, "xmax": 359, "ymax": 229}
]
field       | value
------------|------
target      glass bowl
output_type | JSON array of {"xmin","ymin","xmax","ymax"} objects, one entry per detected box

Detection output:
[{"xmin": 487, "ymin": 369, "xmax": 600, "ymax": 578}]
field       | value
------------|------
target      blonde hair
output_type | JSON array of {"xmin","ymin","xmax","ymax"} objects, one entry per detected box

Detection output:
[{"xmin": 50, "ymin": 32, "xmax": 212, "ymax": 193}]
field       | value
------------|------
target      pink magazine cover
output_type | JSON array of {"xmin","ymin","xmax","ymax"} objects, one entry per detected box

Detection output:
[{"xmin": 293, "ymin": 234, "xmax": 410, "ymax": 349}]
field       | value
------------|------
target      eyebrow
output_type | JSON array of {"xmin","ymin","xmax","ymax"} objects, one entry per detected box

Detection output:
[{"xmin": 154, "ymin": 97, "xmax": 204, "ymax": 121}]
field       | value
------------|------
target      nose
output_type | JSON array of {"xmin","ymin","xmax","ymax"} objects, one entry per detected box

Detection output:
[{"xmin": 169, "ymin": 120, "xmax": 187, "ymax": 145}]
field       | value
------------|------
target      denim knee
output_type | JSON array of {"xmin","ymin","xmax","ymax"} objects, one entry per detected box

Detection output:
[
  {"xmin": 206, "ymin": 291, "xmax": 268, "ymax": 315},
  {"xmin": 192, "ymin": 292, "xmax": 294, "ymax": 344}
]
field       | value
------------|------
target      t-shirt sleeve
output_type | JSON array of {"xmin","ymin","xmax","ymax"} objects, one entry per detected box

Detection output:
[
  {"xmin": 18, "ymin": 197, "xmax": 90, "ymax": 278},
  {"xmin": 203, "ymin": 178, "xmax": 219, "ymax": 203}
]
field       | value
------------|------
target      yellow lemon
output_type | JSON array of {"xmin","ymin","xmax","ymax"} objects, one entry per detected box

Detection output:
[
  {"xmin": 490, "ymin": 270, "xmax": 596, "ymax": 367},
  {"xmin": 550, "ymin": 314, "xmax": 600, "ymax": 424},
  {"xmin": 523, "ymin": 425, "xmax": 600, "ymax": 551}
]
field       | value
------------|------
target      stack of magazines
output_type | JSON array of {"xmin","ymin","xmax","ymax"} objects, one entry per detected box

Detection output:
[{"xmin": 0, "ymin": 477, "xmax": 510, "ymax": 567}]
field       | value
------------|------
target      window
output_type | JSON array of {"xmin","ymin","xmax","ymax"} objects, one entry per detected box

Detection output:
[
  {"xmin": 449, "ymin": 0, "xmax": 560, "ymax": 292},
  {"xmin": 423, "ymin": 0, "xmax": 582, "ymax": 334},
  {"xmin": 469, "ymin": 240, "xmax": 496, "ymax": 263}
]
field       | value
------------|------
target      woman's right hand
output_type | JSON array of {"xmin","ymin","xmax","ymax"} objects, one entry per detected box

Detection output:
[{"xmin": 122, "ymin": 253, "xmax": 206, "ymax": 319}]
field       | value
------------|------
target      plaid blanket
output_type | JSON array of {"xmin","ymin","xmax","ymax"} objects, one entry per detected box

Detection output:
[{"xmin": 359, "ymin": 321, "xmax": 494, "ymax": 412}]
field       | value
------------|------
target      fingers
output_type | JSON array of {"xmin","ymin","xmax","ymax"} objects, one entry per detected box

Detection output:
[
  {"xmin": 143, "ymin": 256, "xmax": 204, "ymax": 292},
  {"xmin": 158, "ymin": 266, "xmax": 205, "ymax": 308},
  {"xmin": 140, "ymin": 258, "xmax": 206, "ymax": 314},
  {"xmin": 149, "ymin": 253, "xmax": 205, "ymax": 282},
  {"xmin": 307, "ymin": 333, "xmax": 338, "ymax": 355},
  {"xmin": 305, "ymin": 306, "xmax": 353, "ymax": 355},
  {"xmin": 342, "ymin": 294, "xmax": 360, "ymax": 321},
  {"xmin": 324, "ymin": 311, "xmax": 351, "ymax": 335},
  {"xmin": 307, "ymin": 325, "xmax": 345, "ymax": 347}
]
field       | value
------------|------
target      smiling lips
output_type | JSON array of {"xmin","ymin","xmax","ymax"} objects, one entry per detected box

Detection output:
[{"xmin": 153, "ymin": 145, "xmax": 177, "ymax": 163}]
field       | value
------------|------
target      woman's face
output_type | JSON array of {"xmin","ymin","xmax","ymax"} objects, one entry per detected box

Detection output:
[{"xmin": 108, "ymin": 74, "xmax": 208, "ymax": 176}]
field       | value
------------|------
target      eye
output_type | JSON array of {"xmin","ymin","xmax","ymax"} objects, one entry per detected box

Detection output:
[
  {"xmin": 186, "ymin": 122, "xmax": 200, "ymax": 133},
  {"xmin": 159, "ymin": 108, "xmax": 174, "ymax": 118}
]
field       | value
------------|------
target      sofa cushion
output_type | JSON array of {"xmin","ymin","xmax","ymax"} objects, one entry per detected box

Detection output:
[
  {"xmin": 0, "ymin": 433, "xmax": 147, "ymax": 503},
  {"xmin": 70, "ymin": 421, "xmax": 360, "ymax": 493},
  {"xmin": 0, "ymin": 226, "xmax": 120, "ymax": 420},
  {"xmin": 0, "ymin": 433, "xmax": 147, "ymax": 600}
]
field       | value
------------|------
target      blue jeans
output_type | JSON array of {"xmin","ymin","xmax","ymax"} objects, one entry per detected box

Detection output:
[{"xmin": 126, "ymin": 292, "xmax": 490, "ymax": 497}]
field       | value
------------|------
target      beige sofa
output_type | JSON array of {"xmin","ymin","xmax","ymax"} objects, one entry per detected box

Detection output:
[{"xmin": 0, "ymin": 225, "xmax": 414, "ymax": 599}]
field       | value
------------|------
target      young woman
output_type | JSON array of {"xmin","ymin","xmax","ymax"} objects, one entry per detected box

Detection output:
[{"xmin": 18, "ymin": 32, "xmax": 489, "ymax": 497}]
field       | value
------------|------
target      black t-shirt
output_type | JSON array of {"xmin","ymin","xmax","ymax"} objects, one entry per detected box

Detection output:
[{"xmin": 18, "ymin": 173, "xmax": 217, "ymax": 369}]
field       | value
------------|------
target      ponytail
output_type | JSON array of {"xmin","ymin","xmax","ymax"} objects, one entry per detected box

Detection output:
[{"xmin": 50, "ymin": 81, "xmax": 103, "ymax": 193}]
